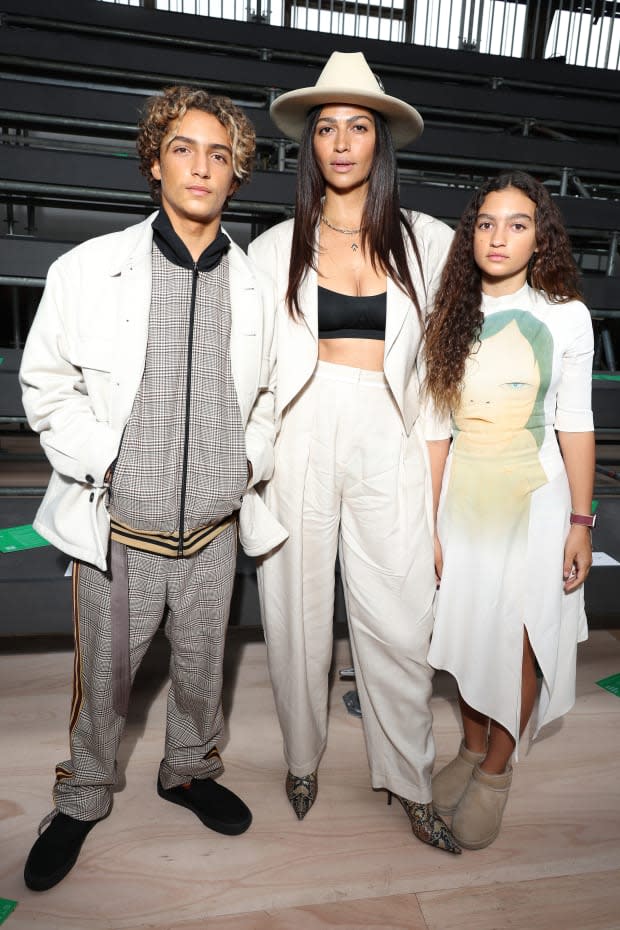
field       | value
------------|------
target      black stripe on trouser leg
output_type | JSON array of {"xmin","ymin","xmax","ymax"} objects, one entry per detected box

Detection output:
[
  {"xmin": 56, "ymin": 562, "xmax": 84, "ymax": 784},
  {"xmin": 69, "ymin": 561, "xmax": 83, "ymax": 734}
]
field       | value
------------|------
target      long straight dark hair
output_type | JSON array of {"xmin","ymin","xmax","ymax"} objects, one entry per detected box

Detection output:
[{"xmin": 285, "ymin": 105, "xmax": 424, "ymax": 320}]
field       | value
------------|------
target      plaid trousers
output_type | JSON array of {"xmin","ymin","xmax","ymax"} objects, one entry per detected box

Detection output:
[{"xmin": 53, "ymin": 523, "xmax": 237, "ymax": 821}]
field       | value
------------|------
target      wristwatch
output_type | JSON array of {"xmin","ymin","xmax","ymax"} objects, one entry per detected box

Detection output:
[{"xmin": 570, "ymin": 512, "xmax": 597, "ymax": 528}]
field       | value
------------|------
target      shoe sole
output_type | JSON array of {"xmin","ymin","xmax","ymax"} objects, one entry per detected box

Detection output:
[
  {"xmin": 157, "ymin": 782, "xmax": 252, "ymax": 836},
  {"xmin": 451, "ymin": 824, "xmax": 501, "ymax": 850}
]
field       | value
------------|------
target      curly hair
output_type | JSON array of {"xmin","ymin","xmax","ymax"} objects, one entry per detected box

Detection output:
[
  {"xmin": 424, "ymin": 170, "xmax": 583, "ymax": 416},
  {"xmin": 136, "ymin": 85, "xmax": 256, "ymax": 200}
]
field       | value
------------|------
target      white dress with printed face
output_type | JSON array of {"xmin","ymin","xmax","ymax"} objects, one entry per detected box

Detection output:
[{"xmin": 428, "ymin": 283, "xmax": 594, "ymax": 745}]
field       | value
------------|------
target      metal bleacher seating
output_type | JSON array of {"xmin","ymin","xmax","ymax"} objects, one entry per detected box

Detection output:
[{"xmin": 0, "ymin": 0, "xmax": 618, "ymax": 633}]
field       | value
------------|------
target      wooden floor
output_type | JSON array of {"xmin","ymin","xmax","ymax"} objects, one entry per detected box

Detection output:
[{"xmin": 1, "ymin": 629, "xmax": 620, "ymax": 930}]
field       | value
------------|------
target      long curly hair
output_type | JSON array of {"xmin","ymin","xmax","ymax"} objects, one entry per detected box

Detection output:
[
  {"xmin": 136, "ymin": 85, "xmax": 256, "ymax": 201},
  {"xmin": 425, "ymin": 170, "xmax": 583, "ymax": 416},
  {"xmin": 285, "ymin": 106, "xmax": 424, "ymax": 320}
]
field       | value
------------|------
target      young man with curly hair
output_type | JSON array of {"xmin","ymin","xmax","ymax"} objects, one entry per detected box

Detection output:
[{"xmin": 20, "ymin": 86, "xmax": 285, "ymax": 891}]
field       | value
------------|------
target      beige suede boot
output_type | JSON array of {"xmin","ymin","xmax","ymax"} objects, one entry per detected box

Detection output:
[
  {"xmin": 451, "ymin": 763, "xmax": 513, "ymax": 849},
  {"xmin": 432, "ymin": 741, "xmax": 487, "ymax": 816}
]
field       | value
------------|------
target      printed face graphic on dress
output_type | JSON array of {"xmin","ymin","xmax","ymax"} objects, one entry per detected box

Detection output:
[
  {"xmin": 455, "ymin": 322, "xmax": 540, "ymax": 440},
  {"xmin": 448, "ymin": 310, "xmax": 553, "ymax": 527},
  {"xmin": 313, "ymin": 105, "xmax": 376, "ymax": 194},
  {"xmin": 151, "ymin": 109, "xmax": 237, "ymax": 234},
  {"xmin": 474, "ymin": 188, "xmax": 538, "ymax": 295}
]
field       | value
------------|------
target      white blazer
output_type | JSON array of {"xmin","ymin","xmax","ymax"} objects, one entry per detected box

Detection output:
[
  {"xmin": 20, "ymin": 213, "xmax": 287, "ymax": 570},
  {"xmin": 248, "ymin": 211, "xmax": 454, "ymax": 436}
]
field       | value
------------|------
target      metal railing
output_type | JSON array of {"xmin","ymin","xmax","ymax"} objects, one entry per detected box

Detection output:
[{"xmin": 97, "ymin": 0, "xmax": 620, "ymax": 69}]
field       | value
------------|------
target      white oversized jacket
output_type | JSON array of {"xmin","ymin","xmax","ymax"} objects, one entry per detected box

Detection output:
[
  {"xmin": 249, "ymin": 211, "xmax": 454, "ymax": 535},
  {"xmin": 249, "ymin": 211, "xmax": 454, "ymax": 436},
  {"xmin": 20, "ymin": 213, "xmax": 287, "ymax": 570}
]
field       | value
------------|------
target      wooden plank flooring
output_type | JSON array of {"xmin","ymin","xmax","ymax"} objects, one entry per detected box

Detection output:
[{"xmin": 1, "ymin": 630, "xmax": 619, "ymax": 930}]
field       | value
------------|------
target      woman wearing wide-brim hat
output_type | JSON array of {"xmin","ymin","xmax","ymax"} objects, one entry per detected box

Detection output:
[{"xmin": 249, "ymin": 51, "xmax": 459, "ymax": 853}]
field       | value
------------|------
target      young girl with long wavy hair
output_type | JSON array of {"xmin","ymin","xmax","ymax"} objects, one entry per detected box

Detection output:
[
  {"xmin": 249, "ymin": 51, "xmax": 460, "ymax": 853},
  {"xmin": 426, "ymin": 170, "xmax": 595, "ymax": 850}
]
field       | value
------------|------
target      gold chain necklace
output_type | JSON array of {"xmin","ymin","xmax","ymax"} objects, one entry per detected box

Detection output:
[{"xmin": 321, "ymin": 214, "xmax": 361, "ymax": 251}]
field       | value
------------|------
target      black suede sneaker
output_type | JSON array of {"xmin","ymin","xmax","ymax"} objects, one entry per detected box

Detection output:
[
  {"xmin": 24, "ymin": 812, "xmax": 101, "ymax": 892},
  {"xmin": 157, "ymin": 777, "xmax": 252, "ymax": 835}
]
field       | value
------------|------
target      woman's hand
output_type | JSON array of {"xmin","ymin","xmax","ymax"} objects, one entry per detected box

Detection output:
[
  {"xmin": 434, "ymin": 532, "xmax": 443, "ymax": 587},
  {"xmin": 563, "ymin": 524, "xmax": 593, "ymax": 592},
  {"xmin": 557, "ymin": 431, "xmax": 595, "ymax": 594}
]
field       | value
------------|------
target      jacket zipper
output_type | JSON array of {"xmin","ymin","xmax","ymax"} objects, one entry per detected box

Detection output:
[{"xmin": 178, "ymin": 262, "xmax": 199, "ymax": 557}]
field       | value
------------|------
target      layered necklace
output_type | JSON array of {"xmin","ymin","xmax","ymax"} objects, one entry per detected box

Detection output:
[{"xmin": 321, "ymin": 214, "xmax": 361, "ymax": 252}]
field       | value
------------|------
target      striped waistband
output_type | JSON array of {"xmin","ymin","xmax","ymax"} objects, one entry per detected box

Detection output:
[{"xmin": 109, "ymin": 512, "xmax": 237, "ymax": 558}]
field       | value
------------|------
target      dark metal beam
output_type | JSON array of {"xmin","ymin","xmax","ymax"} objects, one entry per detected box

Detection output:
[{"xmin": 2, "ymin": 0, "xmax": 619, "ymax": 96}]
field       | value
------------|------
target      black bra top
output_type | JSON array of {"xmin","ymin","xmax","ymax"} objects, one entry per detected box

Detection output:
[{"xmin": 317, "ymin": 285, "xmax": 387, "ymax": 341}]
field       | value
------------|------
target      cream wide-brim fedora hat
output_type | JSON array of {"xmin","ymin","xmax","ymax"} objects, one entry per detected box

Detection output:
[{"xmin": 270, "ymin": 51, "xmax": 423, "ymax": 149}]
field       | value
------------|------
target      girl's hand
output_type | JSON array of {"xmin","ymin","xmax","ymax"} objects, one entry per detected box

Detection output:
[
  {"xmin": 434, "ymin": 532, "xmax": 443, "ymax": 587},
  {"xmin": 563, "ymin": 525, "xmax": 593, "ymax": 592}
]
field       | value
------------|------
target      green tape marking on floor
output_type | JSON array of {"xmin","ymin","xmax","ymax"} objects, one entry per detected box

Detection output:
[
  {"xmin": 592, "ymin": 373, "xmax": 620, "ymax": 381},
  {"xmin": 0, "ymin": 899, "xmax": 17, "ymax": 925},
  {"xmin": 0, "ymin": 524, "xmax": 50, "ymax": 553},
  {"xmin": 596, "ymin": 672, "xmax": 620, "ymax": 698}
]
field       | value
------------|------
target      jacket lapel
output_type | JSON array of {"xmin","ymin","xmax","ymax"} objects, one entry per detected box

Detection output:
[
  {"xmin": 383, "ymin": 276, "xmax": 423, "ymax": 434},
  {"xmin": 109, "ymin": 218, "xmax": 154, "ymax": 429},
  {"xmin": 228, "ymin": 241, "xmax": 261, "ymax": 422},
  {"xmin": 384, "ymin": 276, "xmax": 411, "ymax": 360},
  {"xmin": 276, "ymin": 265, "xmax": 318, "ymax": 419}
]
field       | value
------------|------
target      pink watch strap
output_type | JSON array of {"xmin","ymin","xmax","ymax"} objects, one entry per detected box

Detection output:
[{"xmin": 570, "ymin": 512, "xmax": 596, "ymax": 528}]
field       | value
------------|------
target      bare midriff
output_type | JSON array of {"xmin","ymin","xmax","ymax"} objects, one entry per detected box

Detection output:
[{"xmin": 318, "ymin": 337, "xmax": 384, "ymax": 371}]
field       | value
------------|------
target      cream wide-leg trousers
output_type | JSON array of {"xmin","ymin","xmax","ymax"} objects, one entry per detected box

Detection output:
[{"xmin": 258, "ymin": 361, "xmax": 437, "ymax": 802}]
